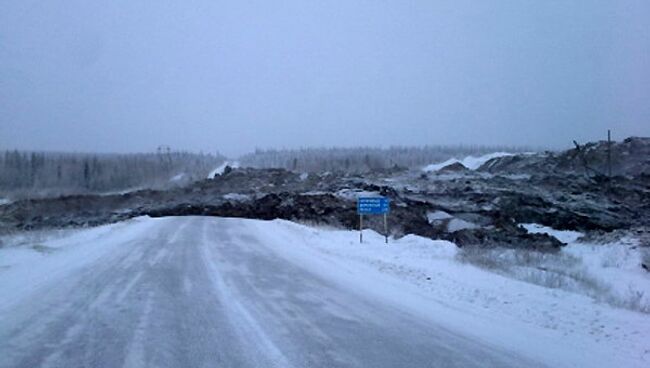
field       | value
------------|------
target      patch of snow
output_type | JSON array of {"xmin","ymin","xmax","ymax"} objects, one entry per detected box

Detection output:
[
  {"xmin": 223, "ymin": 193, "xmax": 251, "ymax": 201},
  {"xmin": 447, "ymin": 218, "xmax": 479, "ymax": 232},
  {"xmin": 208, "ymin": 161, "xmax": 240, "ymax": 178},
  {"xmin": 302, "ymin": 191, "xmax": 328, "ymax": 196},
  {"xmin": 521, "ymin": 223, "xmax": 584, "ymax": 243},
  {"xmin": 334, "ymin": 189, "xmax": 381, "ymax": 201},
  {"xmin": 299, "ymin": 173, "xmax": 309, "ymax": 181},
  {"xmin": 170, "ymin": 173, "xmax": 186, "ymax": 182},
  {"xmin": 422, "ymin": 158, "xmax": 459, "ymax": 172},
  {"xmin": 423, "ymin": 152, "xmax": 514, "ymax": 172},
  {"xmin": 426, "ymin": 210, "xmax": 452, "ymax": 224},
  {"xmin": 0, "ymin": 198, "xmax": 11, "ymax": 206},
  {"xmin": 99, "ymin": 187, "xmax": 143, "ymax": 196}
]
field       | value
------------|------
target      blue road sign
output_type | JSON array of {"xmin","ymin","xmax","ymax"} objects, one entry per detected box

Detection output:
[{"xmin": 357, "ymin": 197, "xmax": 390, "ymax": 215}]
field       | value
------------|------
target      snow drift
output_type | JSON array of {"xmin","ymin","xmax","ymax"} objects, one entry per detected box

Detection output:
[{"xmin": 422, "ymin": 152, "xmax": 513, "ymax": 172}]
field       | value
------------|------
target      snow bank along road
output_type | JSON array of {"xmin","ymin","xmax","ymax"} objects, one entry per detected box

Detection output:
[{"xmin": 0, "ymin": 217, "xmax": 646, "ymax": 367}]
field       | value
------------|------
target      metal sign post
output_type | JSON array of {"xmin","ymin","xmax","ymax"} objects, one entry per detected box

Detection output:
[
  {"xmin": 384, "ymin": 213, "xmax": 388, "ymax": 244},
  {"xmin": 359, "ymin": 214, "xmax": 363, "ymax": 243},
  {"xmin": 357, "ymin": 197, "xmax": 390, "ymax": 244}
]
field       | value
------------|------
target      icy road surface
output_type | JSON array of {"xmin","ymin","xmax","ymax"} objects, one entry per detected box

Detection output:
[{"xmin": 0, "ymin": 216, "xmax": 545, "ymax": 368}]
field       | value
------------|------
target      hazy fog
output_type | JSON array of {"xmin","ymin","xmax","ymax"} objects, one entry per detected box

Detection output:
[{"xmin": 1, "ymin": 0, "xmax": 648, "ymax": 156}]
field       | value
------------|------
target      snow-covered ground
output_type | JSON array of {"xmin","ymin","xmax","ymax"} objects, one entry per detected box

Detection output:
[
  {"xmin": 423, "ymin": 152, "xmax": 513, "ymax": 172},
  {"xmin": 0, "ymin": 217, "xmax": 648, "ymax": 367},
  {"xmin": 259, "ymin": 220, "xmax": 650, "ymax": 367},
  {"xmin": 519, "ymin": 223, "xmax": 650, "ymax": 313}
]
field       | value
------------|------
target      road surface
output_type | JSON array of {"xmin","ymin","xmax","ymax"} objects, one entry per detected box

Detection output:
[{"xmin": 0, "ymin": 217, "xmax": 544, "ymax": 367}]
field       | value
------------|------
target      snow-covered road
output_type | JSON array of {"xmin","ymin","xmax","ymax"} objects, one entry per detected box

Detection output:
[{"xmin": 0, "ymin": 216, "xmax": 545, "ymax": 368}]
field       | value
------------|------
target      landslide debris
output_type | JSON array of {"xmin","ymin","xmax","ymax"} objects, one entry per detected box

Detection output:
[{"xmin": 1, "ymin": 137, "xmax": 648, "ymax": 250}]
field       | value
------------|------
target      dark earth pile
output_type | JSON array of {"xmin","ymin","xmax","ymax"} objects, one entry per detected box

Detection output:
[
  {"xmin": 480, "ymin": 136, "xmax": 650, "ymax": 177},
  {"xmin": 1, "ymin": 137, "xmax": 649, "ymax": 250}
]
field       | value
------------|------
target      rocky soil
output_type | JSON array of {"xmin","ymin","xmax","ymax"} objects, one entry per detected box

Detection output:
[{"xmin": 1, "ymin": 137, "xmax": 649, "ymax": 250}]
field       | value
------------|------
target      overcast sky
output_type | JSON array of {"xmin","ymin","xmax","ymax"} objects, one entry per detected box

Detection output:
[{"xmin": 1, "ymin": 0, "xmax": 649, "ymax": 157}]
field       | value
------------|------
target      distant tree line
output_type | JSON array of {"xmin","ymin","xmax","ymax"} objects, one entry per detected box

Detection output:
[
  {"xmin": 239, "ymin": 145, "xmax": 536, "ymax": 173},
  {"xmin": 0, "ymin": 144, "xmax": 541, "ymax": 198},
  {"xmin": 0, "ymin": 150, "xmax": 225, "ymax": 199}
]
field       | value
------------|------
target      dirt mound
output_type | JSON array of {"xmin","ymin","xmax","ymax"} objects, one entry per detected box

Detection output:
[
  {"xmin": 479, "ymin": 137, "xmax": 650, "ymax": 177},
  {"xmin": 439, "ymin": 162, "xmax": 469, "ymax": 172}
]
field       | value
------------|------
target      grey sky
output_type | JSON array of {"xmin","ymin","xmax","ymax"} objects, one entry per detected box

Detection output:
[{"xmin": 1, "ymin": 0, "xmax": 648, "ymax": 157}]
